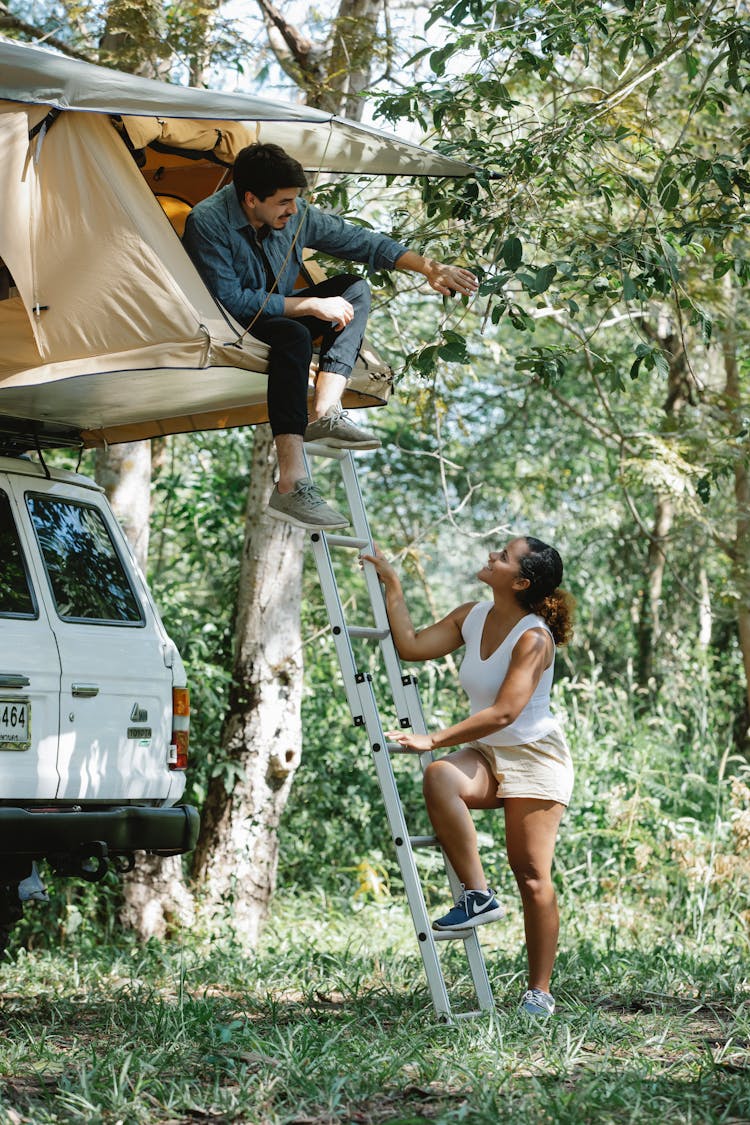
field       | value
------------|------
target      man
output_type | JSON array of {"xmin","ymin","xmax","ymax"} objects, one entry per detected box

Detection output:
[{"xmin": 183, "ymin": 143, "xmax": 478, "ymax": 530}]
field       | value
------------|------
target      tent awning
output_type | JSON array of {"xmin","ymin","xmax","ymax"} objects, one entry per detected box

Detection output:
[{"xmin": 0, "ymin": 38, "xmax": 474, "ymax": 177}]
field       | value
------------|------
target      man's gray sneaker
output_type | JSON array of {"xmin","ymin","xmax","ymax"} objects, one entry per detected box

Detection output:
[
  {"xmin": 267, "ymin": 478, "xmax": 349, "ymax": 530},
  {"xmin": 304, "ymin": 406, "xmax": 381, "ymax": 450}
]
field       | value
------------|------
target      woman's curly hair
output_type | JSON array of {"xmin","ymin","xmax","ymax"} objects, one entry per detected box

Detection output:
[{"xmin": 516, "ymin": 536, "xmax": 575, "ymax": 645}]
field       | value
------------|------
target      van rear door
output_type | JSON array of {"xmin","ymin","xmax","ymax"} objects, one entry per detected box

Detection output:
[
  {"xmin": 22, "ymin": 482, "xmax": 174, "ymax": 803},
  {"xmin": 0, "ymin": 477, "xmax": 61, "ymax": 799}
]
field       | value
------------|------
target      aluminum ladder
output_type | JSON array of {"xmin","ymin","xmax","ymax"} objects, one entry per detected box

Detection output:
[{"xmin": 303, "ymin": 441, "xmax": 495, "ymax": 1021}]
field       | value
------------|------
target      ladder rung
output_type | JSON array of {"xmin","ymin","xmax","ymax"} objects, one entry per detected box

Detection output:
[
  {"xmin": 325, "ymin": 534, "xmax": 369, "ymax": 549},
  {"xmin": 433, "ymin": 928, "xmax": 473, "ymax": 941},
  {"xmin": 303, "ymin": 440, "xmax": 347, "ymax": 460},
  {"xmin": 348, "ymin": 626, "xmax": 389, "ymax": 640},
  {"xmin": 453, "ymin": 1009, "xmax": 488, "ymax": 1020},
  {"xmin": 387, "ymin": 741, "xmax": 420, "ymax": 755},
  {"xmin": 410, "ymin": 835, "xmax": 440, "ymax": 849}
]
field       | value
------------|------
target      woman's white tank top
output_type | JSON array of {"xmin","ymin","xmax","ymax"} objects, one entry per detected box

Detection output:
[{"xmin": 458, "ymin": 602, "xmax": 560, "ymax": 746}]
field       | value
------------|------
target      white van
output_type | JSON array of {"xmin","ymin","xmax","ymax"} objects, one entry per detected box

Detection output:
[{"xmin": 0, "ymin": 450, "xmax": 199, "ymax": 949}]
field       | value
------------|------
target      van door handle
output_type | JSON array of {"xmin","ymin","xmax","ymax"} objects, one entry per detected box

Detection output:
[
  {"xmin": 0, "ymin": 674, "xmax": 30, "ymax": 689},
  {"xmin": 72, "ymin": 683, "xmax": 100, "ymax": 698}
]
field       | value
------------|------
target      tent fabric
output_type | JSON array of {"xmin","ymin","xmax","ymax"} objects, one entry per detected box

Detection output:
[
  {"xmin": 0, "ymin": 39, "xmax": 474, "ymax": 177},
  {"xmin": 0, "ymin": 39, "xmax": 474, "ymax": 448}
]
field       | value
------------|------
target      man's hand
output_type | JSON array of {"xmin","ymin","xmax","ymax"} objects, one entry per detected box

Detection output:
[
  {"xmin": 385, "ymin": 730, "xmax": 436, "ymax": 753},
  {"xmin": 423, "ymin": 260, "xmax": 479, "ymax": 297},
  {"xmin": 313, "ymin": 295, "xmax": 354, "ymax": 330}
]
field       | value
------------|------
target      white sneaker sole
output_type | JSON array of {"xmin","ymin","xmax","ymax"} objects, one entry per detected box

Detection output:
[
  {"xmin": 266, "ymin": 505, "xmax": 349, "ymax": 531},
  {"xmin": 304, "ymin": 435, "xmax": 381, "ymax": 450},
  {"xmin": 432, "ymin": 905, "xmax": 506, "ymax": 931}
]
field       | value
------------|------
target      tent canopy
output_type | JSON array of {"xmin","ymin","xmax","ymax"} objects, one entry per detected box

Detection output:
[{"xmin": 0, "ymin": 39, "xmax": 474, "ymax": 448}]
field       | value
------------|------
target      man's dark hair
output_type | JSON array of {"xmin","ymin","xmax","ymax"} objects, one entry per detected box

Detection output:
[{"xmin": 233, "ymin": 143, "xmax": 308, "ymax": 202}]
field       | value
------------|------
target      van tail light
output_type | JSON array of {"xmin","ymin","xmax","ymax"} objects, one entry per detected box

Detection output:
[{"xmin": 169, "ymin": 686, "xmax": 190, "ymax": 770}]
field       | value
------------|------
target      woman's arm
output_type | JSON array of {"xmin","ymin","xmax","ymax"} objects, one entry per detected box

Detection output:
[
  {"xmin": 359, "ymin": 546, "xmax": 470, "ymax": 661},
  {"xmin": 387, "ymin": 628, "xmax": 553, "ymax": 752}
]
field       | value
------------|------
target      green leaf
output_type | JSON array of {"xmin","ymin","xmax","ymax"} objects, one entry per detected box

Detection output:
[
  {"xmin": 622, "ymin": 274, "xmax": 638, "ymax": 301},
  {"xmin": 534, "ymin": 263, "xmax": 557, "ymax": 293},
  {"xmin": 659, "ymin": 180, "xmax": 680, "ymax": 210},
  {"xmin": 654, "ymin": 352, "xmax": 670, "ymax": 379},
  {"xmin": 501, "ymin": 236, "xmax": 523, "ymax": 271},
  {"xmin": 684, "ymin": 52, "xmax": 699, "ymax": 80},
  {"xmin": 516, "ymin": 271, "xmax": 538, "ymax": 291},
  {"xmin": 438, "ymin": 339, "xmax": 469, "ymax": 363},
  {"xmin": 410, "ymin": 345, "xmax": 438, "ymax": 375}
]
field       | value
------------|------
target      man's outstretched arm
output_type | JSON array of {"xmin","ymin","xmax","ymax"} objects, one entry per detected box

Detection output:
[{"xmin": 394, "ymin": 251, "xmax": 479, "ymax": 297}]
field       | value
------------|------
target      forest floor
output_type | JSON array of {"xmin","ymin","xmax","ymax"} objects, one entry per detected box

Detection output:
[{"xmin": 0, "ymin": 892, "xmax": 748, "ymax": 1123}]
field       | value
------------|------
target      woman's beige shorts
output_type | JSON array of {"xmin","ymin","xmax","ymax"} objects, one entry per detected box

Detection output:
[{"xmin": 470, "ymin": 728, "xmax": 574, "ymax": 806}]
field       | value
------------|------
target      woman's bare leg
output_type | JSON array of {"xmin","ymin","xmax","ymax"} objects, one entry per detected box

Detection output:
[
  {"xmin": 503, "ymin": 798, "xmax": 565, "ymax": 993},
  {"xmin": 422, "ymin": 749, "xmax": 502, "ymax": 890}
]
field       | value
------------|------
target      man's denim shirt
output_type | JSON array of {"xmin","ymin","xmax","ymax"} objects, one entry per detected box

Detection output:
[{"xmin": 182, "ymin": 185, "xmax": 409, "ymax": 327}]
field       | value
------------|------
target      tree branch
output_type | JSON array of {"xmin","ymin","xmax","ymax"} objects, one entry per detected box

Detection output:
[
  {"xmin": 0, "ymin": 3, "xmax": 94, "ymax": 62},
  {"xmin": 254, "ymin": 0, "xmax": 315, "ymax": 70}
]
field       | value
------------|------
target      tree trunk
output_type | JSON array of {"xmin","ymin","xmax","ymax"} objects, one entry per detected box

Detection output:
[
  {"xmin": 193, "ymin": 0, "xmax": 384, "ymax": 943},
  {"xmin": 636, "ymin": 493, "xmax": 673, "ymax": 686},
  {"xmin": 94, "ymin": 442, "xmax": 152, "ymax": 572},
  {"xmin": 192, "ymin": 428, "xmax": 304, "ymax": 943},
  {"xmin": 723, "ymin": 324, "xmax": 750, "ymax": 740},
  {"xmin": 636, "ymin": 320, "xmax": 696, "ymax": 688},
  {"xmin": 323, "ymin": 0, "xmax": 383, "ymax": 117},
  {"xmin": 93, "ymin": 3, "xmax": 196, "ymax": 940},
  {"xmin": 698, "ymin": 566, "xmax": 712, "ymax": 649}
]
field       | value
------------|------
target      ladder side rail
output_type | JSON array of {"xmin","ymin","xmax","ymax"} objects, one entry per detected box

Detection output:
[
  {"xmin": 308, "ymin": 530, "xmax": 372, "ymax": 724},
  {"xmin": 303, "ymin": 447, "xmax": 410, "ymax": 728},
  {"xmin": 353, "ymin": 677, "xmax": 455, "ymax": 1020},
  {"xmin": 304, "ymin": 506, "xmax": 455, "ymax": 1016},
  {"xmin": 397, "ymin": 677, "xmax": 495, "ymax": 1011},
  {"xmin": 338, "ymin": 453, "xmax": 423, "ymax": 726}
]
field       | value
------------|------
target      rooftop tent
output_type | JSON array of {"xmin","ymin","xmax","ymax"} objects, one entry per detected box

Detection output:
[{"xmin": 0, "ymin": 39, "xmax": 474, "ymax": 448}]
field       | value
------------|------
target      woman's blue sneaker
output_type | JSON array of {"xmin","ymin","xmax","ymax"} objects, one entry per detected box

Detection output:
[
  {"xmin": 432, "ymin": 886, "xmax": 505, "ymax": 931},
  {"xmin": 520, "ymin": 988, "xmax": 556, "ymax": 1016}
]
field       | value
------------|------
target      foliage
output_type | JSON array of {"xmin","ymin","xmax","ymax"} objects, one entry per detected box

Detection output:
[
  {"xmin": 3, "ymin": 0, "xmax": 252, "ymax": 78},
  {"xmin": 373, "ymin": 2, "xmax": 750, "ymax": 453}
]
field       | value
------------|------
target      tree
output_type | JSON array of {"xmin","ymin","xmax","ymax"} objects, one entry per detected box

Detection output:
[
  {"xmin": 374, "ymin": 0, "xmax": 750, "ymax": 729},
  {"xmin": 191, "ymin": 0, "xmax": 393, "ymax": 940}
]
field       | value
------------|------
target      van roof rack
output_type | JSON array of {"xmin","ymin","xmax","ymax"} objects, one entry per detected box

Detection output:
[{"xmin": 0, "ymin": 417, "xmax": 83, "ymax": 458}]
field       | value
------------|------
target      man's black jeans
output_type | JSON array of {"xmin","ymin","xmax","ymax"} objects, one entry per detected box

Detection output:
[{"xmin": 250, "ymin": 274, "xmax": 371, "ymax": 437}]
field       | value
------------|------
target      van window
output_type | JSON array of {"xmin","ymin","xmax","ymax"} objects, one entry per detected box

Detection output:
[
  {"xmin": 26, "ymin": 494, "xmax": 144, "ymax": 624},
  {"xmin": 0, "ymin": 490, "xmax": 36, "ymax": 617}
]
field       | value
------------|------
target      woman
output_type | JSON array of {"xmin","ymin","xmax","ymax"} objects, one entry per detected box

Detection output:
[{"xmin": 360, "ymin": 536, "xmax": 574, "ymax": 1017}]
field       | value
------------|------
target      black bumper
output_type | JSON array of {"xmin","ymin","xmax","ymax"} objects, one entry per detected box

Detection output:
[{"xmin": 0, "ymin": 804, "xmax": 200, "ymax": 858}]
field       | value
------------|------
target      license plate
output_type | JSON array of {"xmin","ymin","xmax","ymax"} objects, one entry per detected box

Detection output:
[{"xmin": 0, "ymin": 698, "xmax": 31, "ymax": 750}]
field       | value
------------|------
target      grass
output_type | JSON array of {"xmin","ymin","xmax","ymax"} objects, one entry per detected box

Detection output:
[{"xmin": 0, "ymin": 891, "xmax": 748, "ymax": 1124}]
